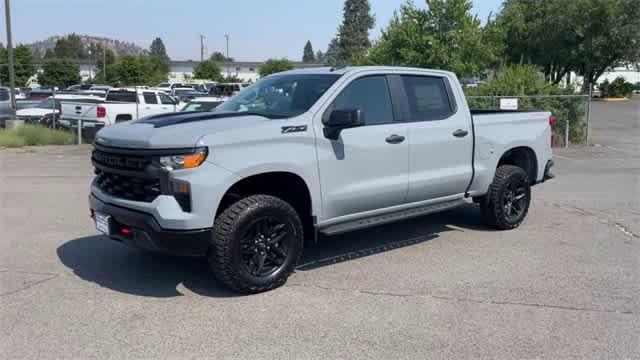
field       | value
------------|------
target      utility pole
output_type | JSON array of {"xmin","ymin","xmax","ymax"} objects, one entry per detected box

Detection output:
[
  {"xmin": 103, "ymin": 45, "xmax": 106, "ymax": 80},
  {"xmin": 224, "ymin": 33, "xmax": 230, "ymax": 77},
  {"xmin": 200, "ymin": 34, "xmax": 207, "ymax": 62},
  {"xmin": 4, "ymin": 0, "xmax": 17, "ymax": 118}
]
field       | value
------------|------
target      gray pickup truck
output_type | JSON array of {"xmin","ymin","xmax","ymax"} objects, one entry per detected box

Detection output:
[
  {"xmin": 90, "ymin": 66, "xmax": 555, "ymax": 293},
  {"xmin": 0, "ymin": 87, "xmax": 11, "ymax": 128}
]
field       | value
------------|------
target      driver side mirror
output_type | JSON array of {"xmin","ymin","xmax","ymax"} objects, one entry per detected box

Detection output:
[{"xmin": 323, "ymin": 109, "xmax": 363, "ymax": 140}]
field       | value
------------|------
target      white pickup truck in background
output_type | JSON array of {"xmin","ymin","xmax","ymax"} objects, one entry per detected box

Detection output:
[{"xmin": 61, "ymin": 88, "xmax": 178, "ymax": 127}]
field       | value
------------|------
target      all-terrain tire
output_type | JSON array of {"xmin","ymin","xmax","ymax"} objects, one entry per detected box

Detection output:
[
  {"xmin": 209, "ymin": 194, "xmax": 303, "ymax": 294},
  {"xmin": 480, "ymin": 165, "xmax": 531, "ymax": 230}
]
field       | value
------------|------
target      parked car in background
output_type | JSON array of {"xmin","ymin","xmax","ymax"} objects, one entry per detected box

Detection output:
[
  {"xmin": 89, "ymin": 66, "xmax": 554, "ymax": 293},
  {"xmin": 17, "ymin": 94, "xmax": 105, "ymax": 127},
  {"xmin": 0, "ymin": 87, "xmax": 11, "ymax": 128},
  {"xmin": 61, "ymin": 88, "xmax": 178, "ymax": 127},
  {"xmin": 180, "ymin": 96, "xmax": 226, "ymax": 112},
  {"xmin": 27, "ymin": 89, "xmax": 54, "ymax": 101},
  {"xmin": 209, "ymin": 82, "xmax": 251, "ymax": 97},
  {"xmin": 65, "ymin": 84, "xmax": 94, "ymax": 92},
  {"xmin": 172, "ymin": 88, "xmax": 209, "ymax": 106},
  {"xmin": 154, "ymin": 83, "xmax": 194, "ymax": 94}
]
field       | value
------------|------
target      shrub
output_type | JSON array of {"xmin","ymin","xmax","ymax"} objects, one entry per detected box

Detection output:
[
  {"xmin": 465, "ymin": 65, "xmax": 586, "ymax": 145},
  {"xmin": 599, "ymin": 77, "xmax": 634, "ymax": 98},
  {"xmin": 0, "ymin": 125, "xmax": 76, "ymax": 147}
]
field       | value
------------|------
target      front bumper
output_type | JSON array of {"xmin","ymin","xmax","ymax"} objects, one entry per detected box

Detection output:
[{"xmin": 90, "ymin": 194, "xmax": 212, "ymax": 257}]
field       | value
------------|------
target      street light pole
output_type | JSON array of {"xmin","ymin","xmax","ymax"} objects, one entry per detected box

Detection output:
[{"xmin": 4, "ymin": 0, "xmax": 17, "ymax": 118}]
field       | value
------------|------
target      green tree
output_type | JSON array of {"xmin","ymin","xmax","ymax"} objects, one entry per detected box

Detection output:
[
  {"xmin": 52, "ymin": 34, "xmax": 87, "ymax": 59},
  {"xmin": 0, "ymin": 44, "xmax": 36, "ymax": 86},
  {"xmin": 303, "ymin": 41, "xmax": 315, "ymax": 63},
  {"xmin": 367, "ymin": 0, "xmax": 491, "ymax": 78},
  {"xmin": 148, "ymin": 37, "xmax": 170, "ymax": 77},
  {"xmin": 210, "ymin": 51, "xmax": 234, "ymax": 63},
  {"xmin": 324, "ymin": 38, "xmax": 340, "ymax": 65},
  {"xmin": 315, "ymin": 50, "xmax": 325, "ymax": 64},
  {"xmin": 466, "ymin": 64, "xmax": 585, "ymax": 144},
  {"xmin": 499, "ymin": 0, "xmax": 640, "ymax": 90},
  {"xmin": 92, "ymin": 46, "xmax": 117, "ymax": 84},
  {"xmin": 333, "ymin": 0, "xmax": 375, "ymax": 65},
  {"xmin": 38, "ymin": 58, "xmax": 81, "ymax": 88},
  {"xmin": 149, "ymin": 37, "xmax": 170, "ymax": 63},
  {"xmin": 258, "ymin": 59, "xmax": 294, "ymax": 77},
  {"xmin": 109, "ymin": 55, "xmax": 166, "ymax": 86},
  {"xmin": 193, "ymin": 59, "xmax": 223, "ymax": 81}
]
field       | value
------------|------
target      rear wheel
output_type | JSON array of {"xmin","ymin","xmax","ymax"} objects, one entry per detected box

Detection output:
[
  {"xmin": 480, "ymin": 165, "xmax": 531, "ymax": 230},
  {"xmin": 209, "ymin": 195, "xmax": 303, "ymax": 294}
]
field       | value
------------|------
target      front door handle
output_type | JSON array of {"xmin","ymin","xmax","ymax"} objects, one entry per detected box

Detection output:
[
  {"xmin": 386, "ymin": 134, "xmax": 406, "ymax": 144},
  {"xmin": 453, "ymin": 129, "xmax": 469, "ymax": 138}
]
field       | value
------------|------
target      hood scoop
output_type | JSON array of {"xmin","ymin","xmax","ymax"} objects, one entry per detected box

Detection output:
[{"xmin": 136, "ymin": 111, "xmax": 256, "ymax": 128}]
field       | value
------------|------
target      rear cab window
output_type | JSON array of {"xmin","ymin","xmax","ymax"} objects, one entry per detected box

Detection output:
[
  {"xmin": 106, "ymin": 91, "xmax": 138, "ymax": 103},
  {"xmin": 401, "ymin": 76, "xmax": 455, "ymax": 121}
]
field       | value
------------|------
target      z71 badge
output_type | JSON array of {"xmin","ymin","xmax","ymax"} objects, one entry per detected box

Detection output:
[{"xmin": 281, "ymin": 125, "xmax": 308, "ymax": 134}]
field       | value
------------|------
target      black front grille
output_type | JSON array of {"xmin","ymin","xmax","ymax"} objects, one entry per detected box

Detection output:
[
  {"xmin": 92, "ymin": 147, "xmax": 161, "ymax": 203},
  {"xmin": 94, "ymin": 168, "xmax": 161, "ymax": 202}
]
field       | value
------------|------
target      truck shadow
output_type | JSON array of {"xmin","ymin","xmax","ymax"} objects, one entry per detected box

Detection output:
[{"xmin": 56, "ymin": 204, "xmax": 490, "ymax": 298}]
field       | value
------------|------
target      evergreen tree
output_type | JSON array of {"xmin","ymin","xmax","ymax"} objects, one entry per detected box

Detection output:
[
  {"xmin": 149, "ymin": 37, "xmax": 170, "ymax": 63},
  {"xmin": 325, "ymin": 38, "xmax": 340, "ymax": 65},
  {"xmin": 148, "ymin": 37, "xmax": 170, "ymax": 78},
  {"xmin": 303, "ymin": 41, "xmax": 315, "ymax": 63},
  {"xmin": 334, "ymin": 0, "xmax": 375, "ymax": 64}
]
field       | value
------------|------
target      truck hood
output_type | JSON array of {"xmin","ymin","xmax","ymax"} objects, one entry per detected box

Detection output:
[{"xmin": 94, "ymin": 113, "xmax": 269, "ymax": 149}]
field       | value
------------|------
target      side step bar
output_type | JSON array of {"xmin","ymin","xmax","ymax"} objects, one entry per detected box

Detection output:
[{"xmin": 319, "ymin": 199, "xmax": 466, "ymax": 236}]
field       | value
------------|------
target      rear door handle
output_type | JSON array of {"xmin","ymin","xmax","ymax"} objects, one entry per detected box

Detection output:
[
  {"xmin": 453, "ymin": 129, "xmax": 469, "ymax": 138},
  {"xmin": 386, "ymin": 134, "xmax": 406, "ymax": 144}
]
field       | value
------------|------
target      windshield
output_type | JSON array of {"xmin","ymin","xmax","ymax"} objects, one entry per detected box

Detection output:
[
  {"xmin": 214, "ymin": 74, "xmax": 341, "ymax": 118},
  {"xmin": 37, "ymin": 98, "xmax": 59, "ymax": 109},
  {"xmin": 182, "ymin": 101, "xmax": 223, "ymax": 112}
]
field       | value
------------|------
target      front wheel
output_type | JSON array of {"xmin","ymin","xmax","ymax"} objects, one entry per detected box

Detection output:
[
  {"xmin": 480, "ymin": 165, "xmax": 531, "ymax": 230},
  {"xmin": 209, "ymin": 195, "xmax": 303, "ymax": 294}
]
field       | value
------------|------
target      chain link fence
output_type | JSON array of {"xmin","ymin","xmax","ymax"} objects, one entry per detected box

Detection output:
[{"xmin": 466, "ymin": 95, "xmax": 591, "ymax": 147}]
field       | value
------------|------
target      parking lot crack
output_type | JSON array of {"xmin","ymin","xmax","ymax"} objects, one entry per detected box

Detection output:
[
  {"xmin": 288, "ymin": 283, "xmax": 635, "ymax": 315},
  {"xmin": 0, "ymin": 270, "xmax": 59, "ymax": 297}
]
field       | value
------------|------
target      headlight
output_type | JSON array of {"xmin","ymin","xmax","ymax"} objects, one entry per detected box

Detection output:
[{"xmin": 157, "ymin": 147, "xmax": 208, "ymax": 170}]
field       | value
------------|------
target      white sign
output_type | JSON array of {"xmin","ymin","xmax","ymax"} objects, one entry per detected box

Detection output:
[{"xmin": 500, "ymin": 98, "xmax": 519, "ymax": 110}]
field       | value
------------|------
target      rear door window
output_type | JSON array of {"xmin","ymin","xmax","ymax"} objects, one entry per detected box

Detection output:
[
  {"xmin": 143, "ymin": 92, "xmax": 158, "ymax": 104},
  {"xmin": 401, "ymin": 76, "xmax": 454, "ymax": 121},
  {"xmin": 159, "ymin": 93, "xmax": 175, "ymax": 105}
]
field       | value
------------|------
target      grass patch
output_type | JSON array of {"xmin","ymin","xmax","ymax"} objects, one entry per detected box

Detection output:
[{"xmin": 0, "ymin": 125, "xmax": 76, "ymax": 148}]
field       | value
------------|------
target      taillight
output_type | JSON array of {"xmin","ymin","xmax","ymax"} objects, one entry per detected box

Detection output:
[{"xmin": 97, "ymin": 106, "xmax": 106, "ymax": 118}]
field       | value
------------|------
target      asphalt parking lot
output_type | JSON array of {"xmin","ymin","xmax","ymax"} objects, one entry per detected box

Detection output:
[{"xmin": 1, "ymin": 98, "xmax": 638, "ymax": 359}]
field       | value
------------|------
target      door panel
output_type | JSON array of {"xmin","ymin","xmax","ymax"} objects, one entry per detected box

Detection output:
[
  {"xmin": 315, "ymin": 75, "xmax": 409, "ymax": 221},
  {"xmin": 401, "ymin": 75, "xmax": 473, "ymax": 202},
  {"xmin": 316, "ymin": 124, "xmax": 409, "ymax": 220}
]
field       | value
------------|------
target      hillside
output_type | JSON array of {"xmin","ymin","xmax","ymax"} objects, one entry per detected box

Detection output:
[{"xmin": 29, "ymin": 34, "xmax": 145, "ymax": 59}]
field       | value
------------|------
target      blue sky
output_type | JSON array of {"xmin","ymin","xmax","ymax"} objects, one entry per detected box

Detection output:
[{"xmin": 1, "ymin": 0, "xmax": 502, "ymax": 61}]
